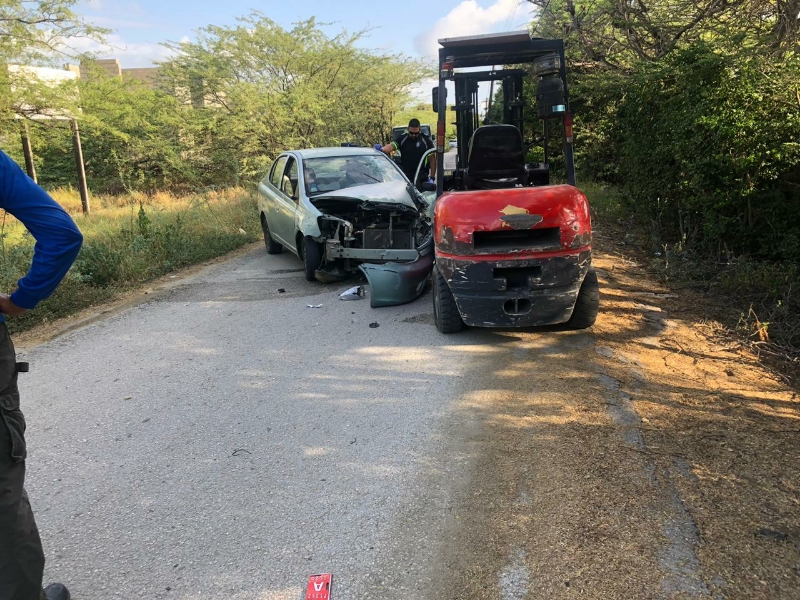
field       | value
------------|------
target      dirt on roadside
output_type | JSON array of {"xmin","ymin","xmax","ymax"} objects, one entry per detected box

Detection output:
[{"xmin": 428, "ymin": 244, "xmax": 799, "ymax": 599}]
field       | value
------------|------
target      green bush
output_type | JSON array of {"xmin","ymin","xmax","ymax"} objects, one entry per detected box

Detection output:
[
  {"xmin": 610, "ymin": 44, "xmax": 800, "ymax": 263},
  {"xmin": 0, "ymin": 189, "xmax": 258, "ymax": 333}
]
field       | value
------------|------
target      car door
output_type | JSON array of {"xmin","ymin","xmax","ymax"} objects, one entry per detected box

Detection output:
[
  {"xmin": 259, "ymin": 154, "xmax": 289, "ymax": 245},
  {"xmin": 274, "ymin": 155, "xmax": 301, "ymax": 251}
]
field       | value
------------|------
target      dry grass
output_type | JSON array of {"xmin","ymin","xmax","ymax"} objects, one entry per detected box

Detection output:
[{"xmin": 0, "ymin": 187, "xmax": 259, "ymax": 333}]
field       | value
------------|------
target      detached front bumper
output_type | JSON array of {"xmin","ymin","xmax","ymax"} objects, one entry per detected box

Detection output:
[
  {"xmin": 436, "ymin": 250, "xmax": 591, "ymax": 327},
  {"xmin": 359, "ymin": 238, "xmax": 434, "ymax": 307}
]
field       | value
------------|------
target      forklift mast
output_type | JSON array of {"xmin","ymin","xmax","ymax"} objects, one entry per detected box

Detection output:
[
  {"xmin": 433, "ymin": 31, "xmax": 576, "ymax": 198},
  {"xmin": 451, "ymin": 70, "xmax": 526, "ymax": 176}
]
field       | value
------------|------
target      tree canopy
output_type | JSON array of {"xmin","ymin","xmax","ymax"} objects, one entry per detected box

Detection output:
[{"xmin": 3, "ymin": 12, "xmax": 431, "ymax": 192}]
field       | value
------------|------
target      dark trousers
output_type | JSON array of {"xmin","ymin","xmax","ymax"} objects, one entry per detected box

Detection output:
[{"xmin": 0, "ymin": 324, "xmax": 45, "ymax": 600}]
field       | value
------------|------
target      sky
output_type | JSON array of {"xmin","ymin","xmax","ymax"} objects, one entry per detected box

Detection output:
[{"xmin": 73, "ymin": 0, "xmax": 535, "ymax": 68}]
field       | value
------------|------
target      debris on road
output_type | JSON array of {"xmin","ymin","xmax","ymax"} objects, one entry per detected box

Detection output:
[
  {"xmin": 307, "ymin": 304, "xmax": 323, "ymax": 308},
  {"xmin": 277, "ymin": 288, "xmax": 286, "ymax": 293},
  {"xmin": 232, "ymin": 449, "xmax": 251, "ymax": 457},
  {"xmin": 369, "ymin": 322, "xmax": 380, "ymax": 328},
  {"xmin": 339, "ymin": 285, "xmax": 365, "ymax": 301}
]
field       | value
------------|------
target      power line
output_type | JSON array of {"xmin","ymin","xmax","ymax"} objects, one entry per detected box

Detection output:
[
  {"xmin": 503, "ymin": 0, "xmax": 521, "ymax": 30},
  {"xmin": 531, "ymin": 0, "xmax": 553, "ymax": 37}
]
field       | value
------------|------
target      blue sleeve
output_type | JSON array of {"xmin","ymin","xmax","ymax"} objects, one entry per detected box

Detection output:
[{"xmin": 0, "ymin": 151, "xmax": 83, "ymax": 310}]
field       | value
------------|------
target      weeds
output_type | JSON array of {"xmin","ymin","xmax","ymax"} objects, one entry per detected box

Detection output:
[
  {"xmin": 0, "ymin": 187, "xmax": 259, "ymax": 333},
  {"xmin": 586, "ymin": 182, "xmax": 800, "ymax": 377}
]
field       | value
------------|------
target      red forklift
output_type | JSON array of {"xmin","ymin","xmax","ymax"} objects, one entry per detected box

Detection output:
[{"xmin": 430, "ymin": 31, "xmax": 599, "ymax": 333}]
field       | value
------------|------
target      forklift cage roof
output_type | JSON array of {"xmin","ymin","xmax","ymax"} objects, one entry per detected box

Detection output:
[
  {"xmin": 434, "ymin": 31, "xmax": 575, "ymax": 195},
  {"xmin": 437, "ymin": 31, "xmax": 565, "ymax": 69}
]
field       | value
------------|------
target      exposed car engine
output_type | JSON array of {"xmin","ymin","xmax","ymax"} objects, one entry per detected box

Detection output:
[{"xmin": 312, "ymin": 197, "xmax": 431, "ymax": 258}]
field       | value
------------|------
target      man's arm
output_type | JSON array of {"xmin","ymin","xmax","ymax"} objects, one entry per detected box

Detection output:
[
  {"xmin": 376, "ymin": 141, "xmax": 397, "ymax": 155},
  {"xmin": 0, "ymin": 151, "xmax": 83, "ymax": 314},
  {"xmin": 425, "ymin": 136, "xmax": 437, "ymax": 179}
]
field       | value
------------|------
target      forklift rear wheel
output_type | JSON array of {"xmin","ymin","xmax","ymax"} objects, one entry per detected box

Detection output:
[
  {"xmin": 261, "ymin": 214, "xmax": 282, "ymax": 254},
  {"xmin": 565, "ymin": 268, "xmax": 600, "ymax": 329},
  {"xmin": 302, "ymin": 237, "xmax": 323, "ymax": 282},
  {"xmin": 433, "ymin": 265, "xmax": 463, "ymax": 333}
]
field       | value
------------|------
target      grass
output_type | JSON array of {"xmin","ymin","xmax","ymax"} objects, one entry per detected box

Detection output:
[
  {"xmin": 0, "ymin": 187, "xmax": 259, "ymax": 334},
  {"xmin": 584, "ymin": 181, "xmax": 800, "ymax": 378}
]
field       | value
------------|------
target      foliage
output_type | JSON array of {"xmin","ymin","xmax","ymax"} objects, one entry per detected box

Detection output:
[
  {"xmin": 526, "ymin": 0, "xmax": 799, "ymax": 70},
  {"xmin": 521, "ymin": 0, "xmax": 800, "ymax": 357},
  {"xmin": 617, "ymin": 45, "xmax": 800, "ymax": 261},
  {"xmin": 20, "ymin": 66, "xmax": 192, "ymax": 193},
  {"xmin": 518, "ymin": 0, "xmax": 800, "ymax": 263},
  {"xmin": 159, "ymin": 14, "xmax": 430, "ymax": 185},
  {"xmin": 0, "ymin": 0, "xmax": 107, "ymax": 134},
  {"xmin": 0, "ymin": 187, "xmax": 258, "ymax": 333},
  {"xmin": 1, "ymin": 14, "xmax": 430, "ymax": 194},
  {"xmin": 0, "ymin": 0, "xmax": 106, "ymax": 64},
  {"xmin": 587, "ymin": 181, "xmax": 800, "ymax": 356}
]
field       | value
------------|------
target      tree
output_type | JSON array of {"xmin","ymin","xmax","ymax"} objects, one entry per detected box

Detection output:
[
  {"xmin": 0, "ymin": 1, "xmax": 107, "ymax": 179},
  {"xmin": 0, "ymin": 0, "xmax": 106, "ymax": 64},
  {"xmin": 525, "ymin": 0, "xmax": 797, "ymax": 71},
  {"xmin": 161, "ymin": 14, "xmax": 430, "ymax": 182},
  {"xmin": 522, "ymin": 0, "xmax": 800, "ymax": 263}
]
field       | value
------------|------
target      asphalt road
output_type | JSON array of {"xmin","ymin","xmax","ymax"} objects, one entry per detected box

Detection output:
[
  {"xmin": 18, "ymin": 244, "xmax": 742, "ymax": 600},
  {"xmin": 19, "ymin": 246, "xmax": 511, "ymax": 600}
]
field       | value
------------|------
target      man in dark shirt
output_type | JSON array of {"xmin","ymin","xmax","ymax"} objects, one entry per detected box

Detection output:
[
  {"xmin": 375, "ymin": 118, "xmax": 436, "ymax": 183},
  {"xmin": 0, "ymin": 150, "xmax": 84, "ymax": 600}
]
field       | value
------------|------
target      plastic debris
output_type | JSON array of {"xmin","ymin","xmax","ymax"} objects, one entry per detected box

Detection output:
[
  {"xmin": 306, "ymin": 573, "xmax": 332, "ymax": 600},
  {"xmin": 277, "ymin": 288, "xmax": 286, "ymax": 293},
  {"xmin": 307, "ymin": 304, "xmax": 323, "ymax": 308},
  {"xmin": 369, "ymin": 322, "xmax": 380, "ymax": 328},
  {"xmin": 339, "ymin": 285, "xmax": 365, "ymax": 301}
]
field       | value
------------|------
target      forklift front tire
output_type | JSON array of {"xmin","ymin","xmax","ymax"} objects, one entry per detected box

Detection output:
[
  {"xmin": 433, "ymin": 265, "xmax": 464, "ymax": 333},
  {"xmin": 565, "ymin": 268, "xmax": 600, "ymax": 329}
]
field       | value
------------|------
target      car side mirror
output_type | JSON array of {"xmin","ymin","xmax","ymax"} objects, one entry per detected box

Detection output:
[{"xmin": 417, "ymin": 181, "xmax": 436, "ymax": 192}]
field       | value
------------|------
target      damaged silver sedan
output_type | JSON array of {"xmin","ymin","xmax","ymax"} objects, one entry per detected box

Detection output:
[{"xmin": 257, "ymin": 147, "xmax": 434, "ymax": 307}]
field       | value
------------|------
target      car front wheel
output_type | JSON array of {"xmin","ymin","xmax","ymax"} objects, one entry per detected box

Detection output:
[{"xmin": 302, "ymin": 236, "xmax": 323, "ymax": 282}]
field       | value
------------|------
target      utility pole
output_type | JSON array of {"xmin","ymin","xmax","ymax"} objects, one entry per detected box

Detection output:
[
  {"xmin": 70, "ymin": 119, "xmax": 90, "ymax": 214},
  {"xmin": 19, "ymin": 121, "xmax": 37, "ymax": 183}
]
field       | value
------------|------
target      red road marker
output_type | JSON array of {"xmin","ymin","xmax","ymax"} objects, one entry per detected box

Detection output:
[{"xmin": 306, "ymin": 573, "xmax": 332, "ymax": 600}]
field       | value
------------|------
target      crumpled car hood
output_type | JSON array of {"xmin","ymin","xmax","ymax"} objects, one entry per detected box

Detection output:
[{"xmin": 312, "ymin": 180, "xmax": 418, "ymax": 211}]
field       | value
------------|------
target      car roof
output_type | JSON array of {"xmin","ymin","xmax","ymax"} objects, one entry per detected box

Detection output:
[{"xmin": 293, "ymin": 147, "xmax": 378, "ymax": 159}]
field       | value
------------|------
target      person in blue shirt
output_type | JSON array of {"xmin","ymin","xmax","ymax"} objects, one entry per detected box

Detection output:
[{"xmin": 0, "ymin": 150, "xmax": 83, "ymax": 600}]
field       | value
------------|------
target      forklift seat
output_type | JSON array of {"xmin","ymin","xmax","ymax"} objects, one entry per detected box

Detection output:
[{"xmin": 465, "ymin": 125, "xmax": 527, "ymax": 190}]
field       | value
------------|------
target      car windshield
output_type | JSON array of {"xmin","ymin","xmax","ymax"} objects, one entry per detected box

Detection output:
[{"xmin": 303, "ymin": 154, "xmax": 406, "ymax": 196}]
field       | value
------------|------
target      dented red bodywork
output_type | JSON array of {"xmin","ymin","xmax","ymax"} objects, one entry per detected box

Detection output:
[
  {"xmin": 434, "ymin": 185, "xmax": 591, "ymax": 258},
  {"xmin": 433, "ymin": 185, "xmax": 593, "ymax": 327}
]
